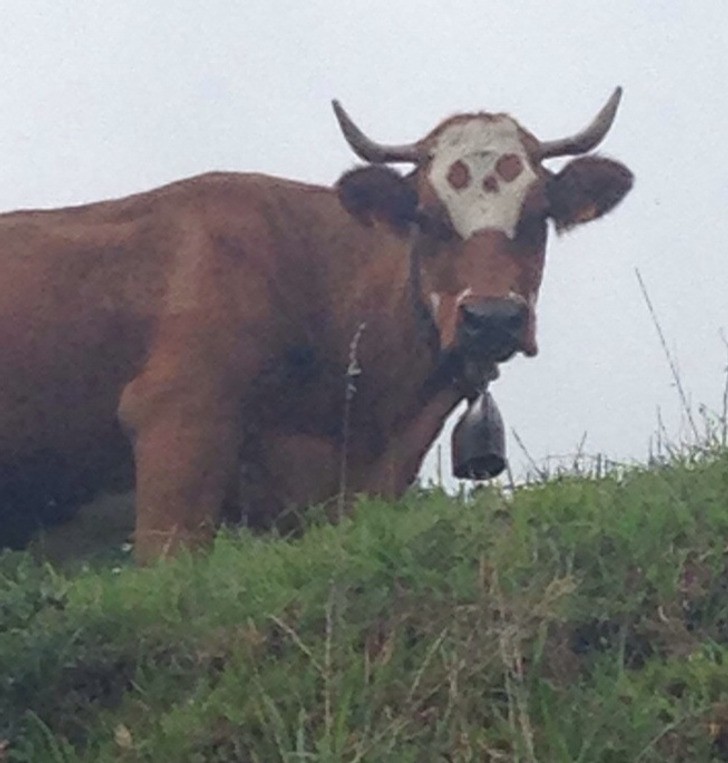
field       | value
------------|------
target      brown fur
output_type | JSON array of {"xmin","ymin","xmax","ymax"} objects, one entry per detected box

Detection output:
[
  {"xmin": 0, "ymin": 110, "xmax": 633, "ymax": 563},
  {"xmin": 0, "ymin": 172, "xmax": 460, "ymax": 561}
]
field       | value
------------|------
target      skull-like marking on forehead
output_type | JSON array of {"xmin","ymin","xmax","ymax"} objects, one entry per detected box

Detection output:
[{"xmin": 427, "ymin": 116, "xmax": 538, "ymax": 240}]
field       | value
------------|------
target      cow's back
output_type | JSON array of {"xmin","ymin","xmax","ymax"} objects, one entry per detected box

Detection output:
[
  {"xmin": 0, "ymin": 171, "xmax": 348, "ymax": 543},
  {"xmin": 0, "ymin": 187, "xmax": 179, "ymax": 455},
  {"xmin": 0, "ymin": 169, "xmax": 423, "ymax": 548}
]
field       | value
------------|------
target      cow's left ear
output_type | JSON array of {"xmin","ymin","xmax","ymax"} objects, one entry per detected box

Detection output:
[
  {"xmin": 337, "ymin": 165, "xmax": 419, "ymax": 231},
  {"xmin": 548, "ymin": 156, "xmax": 634, "ymax": 232}
]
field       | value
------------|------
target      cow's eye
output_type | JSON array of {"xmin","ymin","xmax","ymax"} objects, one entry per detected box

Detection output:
[
  {"xmin": 414, "ymin": 208, "xmax": 455, "ymax": 243},
  {"xmin": 515, "ymin": 190, "xmax": 549, "ymax": 240},
  {"xmin": 523, "ymin": 185, "xmax": 550, "ymax": 220}
]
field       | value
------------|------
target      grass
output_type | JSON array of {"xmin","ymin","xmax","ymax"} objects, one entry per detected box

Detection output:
[{"xmin": 2, "ymin": 451, "xmax": 728, "ymax": 762}]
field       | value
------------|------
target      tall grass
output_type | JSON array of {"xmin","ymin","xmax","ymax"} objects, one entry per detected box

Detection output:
[{"xmin": 2, "ymin": 449, "xmax": 728, "ymax": 761}]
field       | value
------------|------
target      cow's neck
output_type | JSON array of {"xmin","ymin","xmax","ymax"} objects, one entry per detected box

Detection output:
[
  {"xmin": 255, "ymin": 187, "xmax": 454, "ymax": 452},
  {"xmin": 328, "ymin": 223, "xmax": 447, "ymax": 437},
  {"xmin": 408, "ymin": 231, "xmax": 442, "ymax": 371}
]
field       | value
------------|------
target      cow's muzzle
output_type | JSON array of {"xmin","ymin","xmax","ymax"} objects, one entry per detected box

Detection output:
[
  {"xmin": 451, "ymin": 391, "xmax": 506, "ymax": 479},
  {"xmin": 457, "ymin": 297, "xmax": 527, "ymax": 362}
]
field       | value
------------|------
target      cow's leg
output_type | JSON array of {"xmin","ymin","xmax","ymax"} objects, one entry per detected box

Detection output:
[
  {"xmin": 119, "ymin": 366, "xmax": 244, "ymax": 564},
  {"xmin": 243, "ymin": 390, "xmax": 463, "ymax": 525},
  {"xmin": 240, "ymin": 433, "xmax": 341, "ymax": 529},
  {"xmin": 240, "ymin": 391, "xmax": 463, "ymax": 527},
  {"xmin": 362, "ymin": 388, "xmax": 463, "ymax": 499},
  {"xmin": 260, "ymin": 388, "xmax": 461, "ymax": 513}
]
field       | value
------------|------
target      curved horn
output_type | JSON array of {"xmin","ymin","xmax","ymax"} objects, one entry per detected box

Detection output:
[
  {"xmin": 538, "ymin": 87, "xmax": 623, "ymax": 160},
  {"xmin": 332, "ymin": 100, "xmax": 420, "ymax": 164}
]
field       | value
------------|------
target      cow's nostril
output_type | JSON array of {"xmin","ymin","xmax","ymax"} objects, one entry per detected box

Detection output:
[
  {"xmin": 460, "ymin": 299, "xmax": 526, "ymax": 329},
  {"xmin": 457, "ymin": 298, "xmax": 528, "ymax": 359},
  {"xmin": 461, "ymin": 304, "xmax": 484, "ymax": 328},
  {"xmin": 505, "ymin": 307, "xmax": 526, "ymax": 330}
]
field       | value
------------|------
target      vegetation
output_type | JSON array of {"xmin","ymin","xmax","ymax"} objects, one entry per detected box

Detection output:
[{"xmin": 2, "ymin": 450, "xmax": 728, "ymax": 762}]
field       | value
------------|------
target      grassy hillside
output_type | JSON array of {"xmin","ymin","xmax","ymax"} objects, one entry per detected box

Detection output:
[{"xmin": 2, "ymin": 454, "xmax": 728, "ymax": 762}]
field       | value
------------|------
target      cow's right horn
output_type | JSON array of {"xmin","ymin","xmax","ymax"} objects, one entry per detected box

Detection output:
[{"xmin": 332, "ymin": 100, "xmax": 421, "ymax": 164}]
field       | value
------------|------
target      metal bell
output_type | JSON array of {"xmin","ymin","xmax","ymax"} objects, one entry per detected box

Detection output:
[{"xmin": 451, "ymin": 390, "xmax": 506, "ymax": 479}]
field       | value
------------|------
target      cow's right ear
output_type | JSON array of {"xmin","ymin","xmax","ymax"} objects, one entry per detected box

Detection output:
[{"xmin": 336, "ymin": 166, "xmax": 419, "ymax": 230}]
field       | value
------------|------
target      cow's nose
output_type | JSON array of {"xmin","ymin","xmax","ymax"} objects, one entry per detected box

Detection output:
[{"xmin": 458, "ymin": 297, "xmax": 527, "ymax": 361}]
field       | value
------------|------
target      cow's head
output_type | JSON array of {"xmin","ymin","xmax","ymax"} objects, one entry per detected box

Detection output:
[{"xmin": 334, "ymin": 90, "xmax": 633, "ymax": 383}]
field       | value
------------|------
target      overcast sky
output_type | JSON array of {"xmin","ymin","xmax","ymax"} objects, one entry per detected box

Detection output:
[{"xmin": 2, "ymin": 1, "xmax": 726, "ymax": 484}]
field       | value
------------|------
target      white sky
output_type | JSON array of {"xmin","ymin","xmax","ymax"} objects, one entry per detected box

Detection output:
[{"xmin": 2, "ymin": 1, "xmax": 726, "ymax": 483}]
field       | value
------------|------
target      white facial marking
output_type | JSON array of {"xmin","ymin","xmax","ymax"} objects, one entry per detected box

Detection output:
[
  {"xmin": 429, "ymin": 292, "xmax": 441, "ymax": 315},
  {"xmin": 508, "ymin": 290, "xmax": 528, "ymax": 307},
  {"xmin": 455, "ymin": 287, "xmax": 473, "ymax": 306},
  {"xmin": 428, "ymin": 116, "xmax": 538, "ymax": 240}
]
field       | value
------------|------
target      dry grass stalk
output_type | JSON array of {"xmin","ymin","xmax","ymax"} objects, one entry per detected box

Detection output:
[
  {"xmin": 635, "ymin": 268, "xmax": 700, "ymax": 442},
  {"xmin": 337, "ymin": 321, "xmax": 367, "ymax": 522}
]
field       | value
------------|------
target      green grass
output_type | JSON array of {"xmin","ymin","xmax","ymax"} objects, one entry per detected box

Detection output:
[{"xmin": 3, "ymin": 453, "xmax": 728, "ymax": 762}]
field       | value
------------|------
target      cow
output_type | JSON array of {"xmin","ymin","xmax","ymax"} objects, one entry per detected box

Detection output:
[{"xmin": 0, "ymin": 90, "xmax": 633, "ymax": 562}]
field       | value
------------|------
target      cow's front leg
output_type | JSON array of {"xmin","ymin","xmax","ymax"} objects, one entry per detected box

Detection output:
[
  {"xmin": 119, "ymin": 374, "xmax": 241, "ymax": 564},
  {"xmin": 363, "ymin": 387, "xmax": 463, "ymax": 499}
]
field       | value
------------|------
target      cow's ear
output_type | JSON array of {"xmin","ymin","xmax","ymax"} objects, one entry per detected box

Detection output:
[
  {"xmin": 337, "ymin": 165, "xmax": 419, "ymax": 230},
  {"xmin": 548, "ymin": 156, "xmax": 634, "ymax": 232}
]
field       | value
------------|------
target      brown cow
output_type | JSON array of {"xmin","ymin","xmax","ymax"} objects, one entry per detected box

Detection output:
[{"xmin": 0, "ymin": 91, "xmax": 633, "ymax": 562}]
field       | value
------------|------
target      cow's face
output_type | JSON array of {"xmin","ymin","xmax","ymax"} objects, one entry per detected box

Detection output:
[
  {"xmin": 413, "ymin": 114, "xmax": 547, "ymax": 362},
  {"xmin": 334, "ymin": 91, "xmax": 633, "ymax": 378}
]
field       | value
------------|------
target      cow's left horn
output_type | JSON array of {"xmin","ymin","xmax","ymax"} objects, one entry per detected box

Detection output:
[
  {"xmin": 538, "ymin": 87, "xmax": 623, "ymax": 160},
  {"xmin": 332, "ymin": 100, "xmax": 420, "ymax": 164}
]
